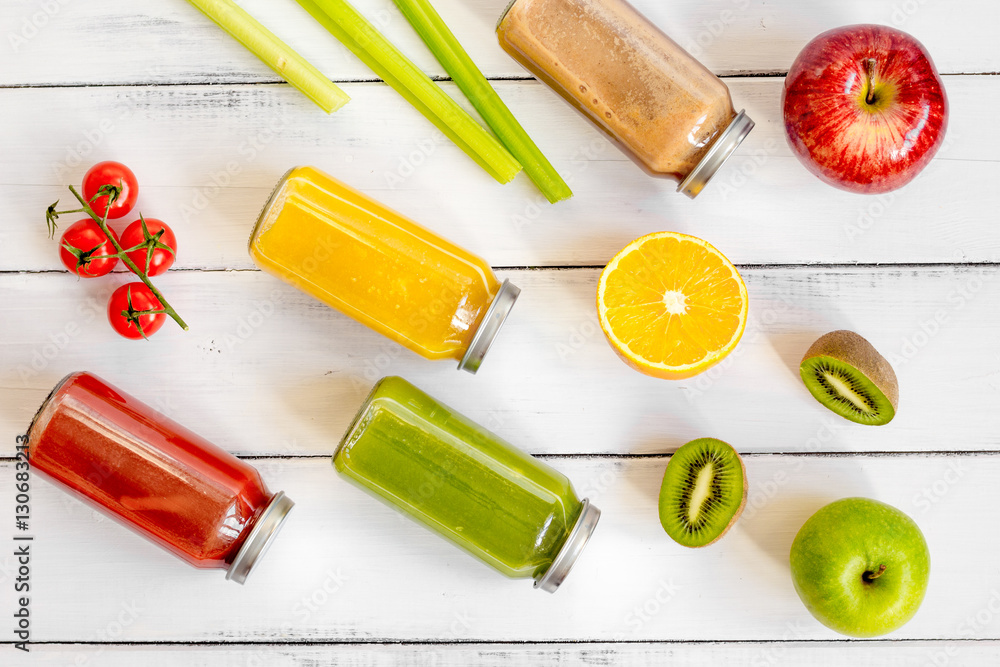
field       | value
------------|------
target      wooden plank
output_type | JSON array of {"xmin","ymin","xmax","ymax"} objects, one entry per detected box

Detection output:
[
  {"xmin": 1, "ymin": 266, "xmax": 998, "ymax": 457},
  {"xmin": 0, "ymin": 77, "xmax": 994, "ymax": 271},
  {"xmin": 11, "ymin": 641, "xmax": 1000, "ymax": 666},
  {"xmin": 2, "ymin": 0, "xmax": 996, "ymax": 86},
  {"xmin": 2, "ymin": 0, "xmax": 993, "ymax": 658},
  {"xmin": 0, "ymin": 454, "xmax": 995, "ymax": 642}
]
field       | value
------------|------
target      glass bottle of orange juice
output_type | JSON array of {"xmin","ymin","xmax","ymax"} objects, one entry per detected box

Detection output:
[{"xmin": 248, "ymin": 166, "xmax": 519, "ymax": 373}]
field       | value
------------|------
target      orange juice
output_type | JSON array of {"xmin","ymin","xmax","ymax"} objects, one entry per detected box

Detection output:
[{"xmin": 248, "ymin": 166, "xmax": 519, "ymax": 373}]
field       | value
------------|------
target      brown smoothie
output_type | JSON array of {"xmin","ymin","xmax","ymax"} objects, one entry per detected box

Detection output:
[{"xmin": 498, "ymin": 0, "xmax": 737, "ymax": 179}]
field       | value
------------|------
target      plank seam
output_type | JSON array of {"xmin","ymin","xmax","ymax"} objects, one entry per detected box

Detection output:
[
  {"xmin": 2, "ymin": 262, "xmax": 1000, "ymax": 276},
  {"xmin": 10, "ymin": 638, "xmax": 1000, "ymax": 646},
  {"xmin": 3, "ymin": 451, "xmax": 999, "ymax": 463},
  {"xmin": 0, "ymin": 71, "xmax": 992, "ymax": 90}
]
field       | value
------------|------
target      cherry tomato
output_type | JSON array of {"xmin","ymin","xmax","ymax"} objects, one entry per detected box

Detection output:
[
  {"xmin": 107, "ymin": 283, "xmax": 165, "ymax": 339},
  {"xmin": 82, "ymin": 161, "xmax": 139, "ymax": 220},
  {"xmin": 58, "ymin": 219, "xmax": 120, "ymax": 278},
  {"xmin": 120, "ymin": 217, "xmax": 177, "ymax": 276}
]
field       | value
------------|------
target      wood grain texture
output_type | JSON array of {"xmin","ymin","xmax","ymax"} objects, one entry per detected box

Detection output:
[
  {"xmin": 1, "ymin": 0, "xmax": 995, "ymax": 661},
  {"xmin": 10, "ymin": 642, "xmax": 1000, "ymax": 666},
  {"xmin": 0, "ymin": 77, "xmax": 994, "ymax": 270},
  {"xmin": 2, "ymin": 266, "xmax": 998, "ymax": 457},
  {"xmin": 0, "ymin": 454, "xmax": 994, "ymax": 643},
  {"xmin": 2, "ymin": 0, "xmax": 996, "ymax": 86}
]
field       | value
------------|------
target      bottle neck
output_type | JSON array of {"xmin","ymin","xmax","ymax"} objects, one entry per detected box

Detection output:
[
  {"xmin": 534, "ymin": 498, "xmax": 602, "ymax": 593},
  {"xmin": 226, "ymin": 491, "xmax": 295, "ymax": 584},
  {"xmin": 458, "ymin": 279, "xmax": 521, "ymax": 374},
  {"xmin": 676, "ymin": 109, "xmax": 755, "ymax": 198}
]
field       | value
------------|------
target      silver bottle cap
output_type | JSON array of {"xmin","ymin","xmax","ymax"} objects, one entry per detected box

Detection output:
[
  {"xmin": 226, "ymin": 491, "xmax": 294, "ymax": 585},
  {"xmin": 458, "ymin": 279, "xmax": 520, "ymax": 374},
  {"xmin": 677, "ymin": 109, "xmax": 755, "ymax": 199},
  {"xmin": 534, "ymin": 498, "xmax": 601, "ymax": 593}
]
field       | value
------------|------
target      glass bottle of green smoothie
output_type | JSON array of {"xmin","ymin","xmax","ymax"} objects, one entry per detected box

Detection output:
[{"xmin": 335, "ymin": 376, "xmax": 601, "ymax": 592}]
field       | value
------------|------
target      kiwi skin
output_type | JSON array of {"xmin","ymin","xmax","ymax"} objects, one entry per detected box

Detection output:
[
  {"xmin": 800, "ymin": 330, "xmax": 899, "ymax": 425},
  {"xmin": 658, "ymin": 438, "xmax": 748, "ymax": 548}
]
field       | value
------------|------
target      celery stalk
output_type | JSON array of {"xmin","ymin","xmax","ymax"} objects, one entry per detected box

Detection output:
[
  {"xmin": 393, "ymin": 0, "xmax": 572, "ymax": 203},
  {"xmin": 187, "ymin": 0, "xmax": 350, "ymax": 113},
  {"xmin": 295, "ymin": 0, "xmax": 521, "ymax": 184}
]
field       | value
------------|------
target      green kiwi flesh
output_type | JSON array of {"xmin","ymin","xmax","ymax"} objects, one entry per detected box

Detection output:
[
  {"xmin": 799, "ymin": 330, "xmax": 898, "ymax": 426},
  {"xmin": 658, "ymin": 438, "xmax": 747, "ymax": 548}
]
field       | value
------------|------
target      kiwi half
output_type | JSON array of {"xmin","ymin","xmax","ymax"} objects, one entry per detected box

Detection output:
[
  {"xmin": 799, "ymin": 330, "xmax": 898, "ymax": 426},
  {"xmin": 658, "ymin": 438, "xmax": 747, "ymax": 548}
]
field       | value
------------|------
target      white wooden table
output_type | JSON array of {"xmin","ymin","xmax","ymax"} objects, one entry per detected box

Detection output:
[{"xmin": 2, "ymin": 0, "xmax": 999, "ymax": 664}]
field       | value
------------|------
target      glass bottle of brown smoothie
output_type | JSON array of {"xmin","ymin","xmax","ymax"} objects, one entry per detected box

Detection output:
[{"xmin": 497, "ymin": 0, "xmax": 754, "ymax": 198}]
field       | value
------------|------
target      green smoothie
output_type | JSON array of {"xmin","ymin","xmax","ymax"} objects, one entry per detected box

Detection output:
[{"xmin": 335, "ymin": 376, "xmax": 586, "ymax": 581}]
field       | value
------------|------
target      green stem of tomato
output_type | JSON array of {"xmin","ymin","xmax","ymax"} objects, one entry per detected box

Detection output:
[{"xmin": 67, "ymin": 185, "xmax": 189, "ymax": 331}]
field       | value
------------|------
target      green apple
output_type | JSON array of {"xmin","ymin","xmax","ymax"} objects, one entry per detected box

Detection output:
[{"xmin": 789, "ymin": 497, "xmax": 930, "ymax": 637}]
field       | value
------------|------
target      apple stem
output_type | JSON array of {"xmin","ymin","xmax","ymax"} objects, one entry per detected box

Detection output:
[
  {"xmin": 864, "ymin": 58, "xmax": 878, "ymax": 105},
  {"xmin": 863, "ymin": 564, "xmax": 887, "ymax": 582}
]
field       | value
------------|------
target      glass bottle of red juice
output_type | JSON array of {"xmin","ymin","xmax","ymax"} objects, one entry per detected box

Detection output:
[{"xmin": 25, "ymin": 372, "xmax": 293, "ymax": 584}]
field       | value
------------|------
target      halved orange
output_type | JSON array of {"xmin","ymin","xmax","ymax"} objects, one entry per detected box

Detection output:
[{"xmin": 597, "ymin": 232, "xmax": 748, "ymax": 380}]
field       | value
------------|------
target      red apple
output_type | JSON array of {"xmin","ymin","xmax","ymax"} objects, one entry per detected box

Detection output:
[{"xmin": 782, "ymin": 24, "xmax": 948, "ymax": 194}]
